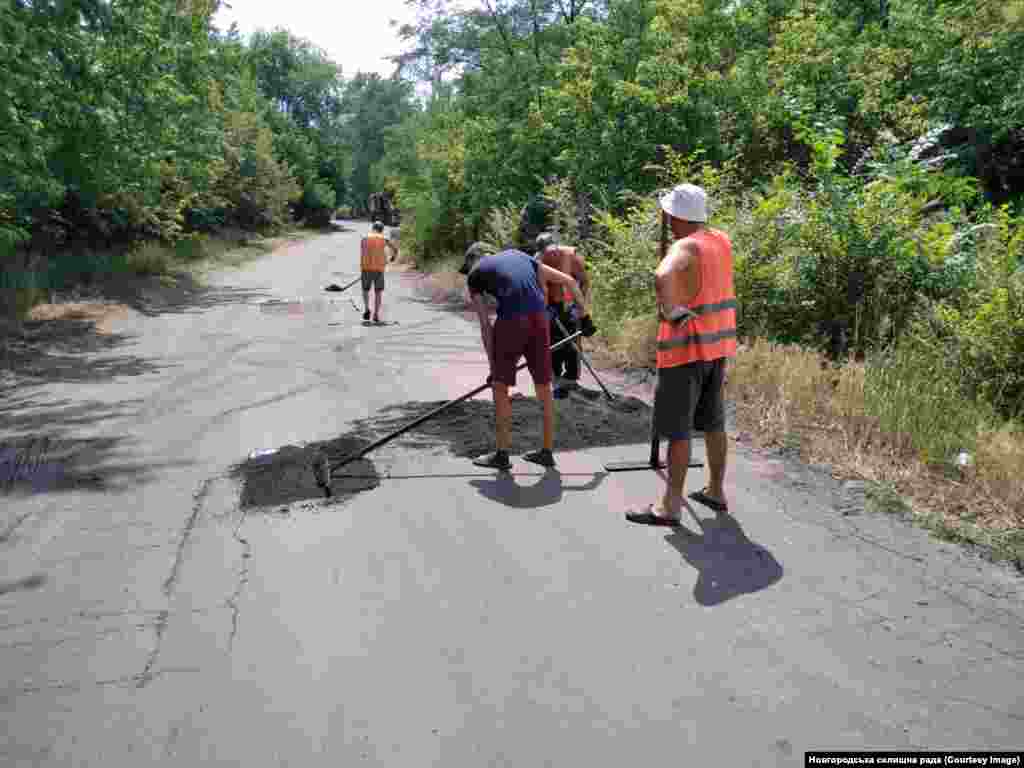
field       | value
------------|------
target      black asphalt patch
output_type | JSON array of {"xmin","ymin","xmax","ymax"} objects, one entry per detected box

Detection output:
[{"xmin": 232, "ymin": 436, "xmax": 380, "ymax": 511}]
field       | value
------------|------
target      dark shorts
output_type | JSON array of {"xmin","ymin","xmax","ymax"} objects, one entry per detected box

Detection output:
[
  {"xmin": 493, "ymin": 311, "xmax": 553, "ymax": 387},
  {"xmin": 361, "ymin": 270, "xmax": 384, "ymax": 291},
  {"xmin": 549, "ymin": 303, "xmax": 580, "ymax": 381},
  {"xmin": 654, "ymin": 359, "xmax": 727, "ymax": 441}
]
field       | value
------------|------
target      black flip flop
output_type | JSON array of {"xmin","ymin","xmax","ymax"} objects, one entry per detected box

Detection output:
[
  {"xmin": 689, "ymin": 489, "xmax": 728, "ymax": 513},
  {"xmin": 625, "ymin": 505, "xmax": 682, "ymax": 527}
]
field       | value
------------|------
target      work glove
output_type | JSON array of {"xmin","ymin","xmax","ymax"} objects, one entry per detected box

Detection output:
[
  {"xmin": 660, "ymin": 304, "xmax": 697, "ymax": 325},
  {"xmin": 579, "ymin": 314, "xmax": 597, "ymax": 337}
]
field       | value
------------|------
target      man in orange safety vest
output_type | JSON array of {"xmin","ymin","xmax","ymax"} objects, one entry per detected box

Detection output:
[
  {"xmin": 360, "ymin": 220, "xmax": 397, "ymax": 323},
  {"xmin": 626, "ymin": 183, "xmax": 737, "ymax": 526}
]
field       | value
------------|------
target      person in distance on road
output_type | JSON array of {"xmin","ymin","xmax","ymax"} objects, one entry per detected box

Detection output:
[
  {"xmin": 626, "ymin": 183, "xmax": 737, "ymax": 527},
  {"xmin": 360, "ymin": 220, "xmax": 397, "ymax": 323},
  {"xmin": 459, "ymin": 242, "xmax": 597, "ymax": 470}
]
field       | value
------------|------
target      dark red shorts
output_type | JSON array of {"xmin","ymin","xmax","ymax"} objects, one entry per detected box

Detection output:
[{"xmin": 493, "ymin": 311, "xmax": 552, "ymax": 387}]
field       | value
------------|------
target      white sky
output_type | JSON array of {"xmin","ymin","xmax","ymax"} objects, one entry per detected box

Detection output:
[{"xmin": 212, "ymin": 0, "xmax": 420, "ymax": 78}]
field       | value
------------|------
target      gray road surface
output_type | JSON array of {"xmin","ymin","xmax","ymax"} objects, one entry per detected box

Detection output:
[{"xmin": 2, "ymin": 223, "xmax": 1021, "ymax": 766}]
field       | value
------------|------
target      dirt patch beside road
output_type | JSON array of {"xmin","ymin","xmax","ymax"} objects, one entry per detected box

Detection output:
[{"xmin": 25, "ymin": 301, "xmax": 130, "ymax": 334}]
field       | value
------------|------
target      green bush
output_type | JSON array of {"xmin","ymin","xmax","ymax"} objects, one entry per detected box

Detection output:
[
  {"xmin": 302, "ymin": 182, "xmax": 337, "ymax": 228},
  {"xmin": 937, "ymin": 205, "xmax": 1024, "ymax": 418},
  {"xmin": 215, "ymin": 110, "xmax": 301, "ymax": 232}
]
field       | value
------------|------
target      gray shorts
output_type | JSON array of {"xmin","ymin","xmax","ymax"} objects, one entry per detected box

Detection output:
[
  {"xmin": 654, "ymin": 359, "xmax": 727, "ymax": 441},
  {"xmin": 361, "ymin": 270, "xmax": 384, "ymax": 292}
]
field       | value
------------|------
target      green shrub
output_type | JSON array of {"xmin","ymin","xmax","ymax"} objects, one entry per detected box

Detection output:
[
  {"xmin": 938, "ymin": 205, "xmax": 1024, "ymax": 418},
  {"xmin": 125, "ymin": 243, "xmax": 176, "ymax": 276},
  {"xmin": 302, "ymin": 182, "xmax": 337, "ymax": 228},
  {"xmin": 216, "ymin": 110, "xmax": 301, "ymax": 232}
]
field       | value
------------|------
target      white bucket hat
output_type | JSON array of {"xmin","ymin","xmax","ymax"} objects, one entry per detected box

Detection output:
[{"xmin": 659, "ymin": 183, "xmax": 708, "ymax": 223}]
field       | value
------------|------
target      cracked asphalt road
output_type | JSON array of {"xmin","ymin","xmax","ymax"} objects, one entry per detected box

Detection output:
[{"xmin": 2, "ymin": 223, "xmax": 1021, "ymax": 766}]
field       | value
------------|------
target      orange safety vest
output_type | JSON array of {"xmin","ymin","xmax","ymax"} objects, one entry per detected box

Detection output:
[
  {"xmin": 656, "ymin": 228, "xmax": 737, "ymax": 369},
  {"xmin": 361, "ymin": 233, "xmax": 388, "ymax": 272}
]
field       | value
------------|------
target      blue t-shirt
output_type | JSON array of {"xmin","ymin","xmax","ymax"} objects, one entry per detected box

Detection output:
[{"xmin": 466, "ymin": 249, "xmax": 547, "ymax": 318}]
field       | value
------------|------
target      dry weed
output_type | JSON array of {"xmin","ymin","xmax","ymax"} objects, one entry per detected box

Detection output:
[
  {"xmin": 726, "ymin": 339, "xmax": 1024, "ymax": 564},
  {"xmin": 25, "ymin": 302, "xmax": 129, "ymax": 334},
  {"xmin": 412, "ymin": 268, "xmax": 469, "ymax": 307}
]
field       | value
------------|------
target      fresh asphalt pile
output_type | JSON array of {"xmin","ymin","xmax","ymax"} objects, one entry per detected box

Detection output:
[{"xmin": 340, "ymin": 385, "xmax": 652, "ymax": 462}]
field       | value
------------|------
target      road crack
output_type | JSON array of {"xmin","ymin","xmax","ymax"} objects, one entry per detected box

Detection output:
[
  {"xmin": 226, "ymin": 508, "xmax": 250, "ymax": 652},
  {"xmin": 137, "ymin": 478, "xmax": 211, "ymax": 688}
]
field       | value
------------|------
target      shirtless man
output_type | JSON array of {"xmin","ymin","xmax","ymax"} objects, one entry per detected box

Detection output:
[
  {"xmin": 626, "ymin": 184, "xmax": 737, "ymax": 526},
  {"xmin": 535, "ymin": 232, "xmax": 589, "ymax": 397}
]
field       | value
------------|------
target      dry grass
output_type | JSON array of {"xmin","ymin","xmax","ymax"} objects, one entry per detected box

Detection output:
[
  {"xmin": 25, "ymin": 301, "xmax": 130, "ymax": 334},
  {"xmin": 407, "ymin": 256, "xmax": 472, "ymax": 307},
  {"xmin": 727, "ymin": 339, "xmax": 1024, "ymax": 567},
  {"xmin": 574, "ymin": 310, "xmax": 659, "ymax": 370}
]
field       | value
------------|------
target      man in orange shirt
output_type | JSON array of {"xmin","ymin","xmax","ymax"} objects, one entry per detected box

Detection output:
[
  {"xmin": 627, "ymin": 184, "xmax": 737, "ymax": 526},
  {"xmin": 360, "ymin": 220, "xmax": 397, "ymax": 323}
]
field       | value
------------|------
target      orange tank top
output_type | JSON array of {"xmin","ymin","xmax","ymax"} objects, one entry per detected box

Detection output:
[{"xmin": 656, "ymin": 228, "xmax": 737, "ymax": 368}]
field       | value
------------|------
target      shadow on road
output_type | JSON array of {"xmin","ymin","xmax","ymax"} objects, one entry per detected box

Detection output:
[
  {"xmin": 0, "ymin": 267, "xmax": 267, "ymax": 385},
  {"xmin": 325, "ymin": 220, "xmax": 357, "ymax": 233},
  {"xmin": 664, "ymin": 507, "xmax": 783, "ymax": 606},
  {"xmin": 89, "ymin": 271, "xmax": 271, "ymax": 318},
  {"xmin": 0, "ymin": 434, "xmax": 194, "ymax": 509},
  {"xmin": 1, "ymin": 385, "xmax": 190, "ymax": 509},
  {"xmin": 469, "ymin": 468, "xmax": 607, "ymax": 509},
  {"xmin": 1, "ymin": 318, "xmax": 166, "ymax": 384}
]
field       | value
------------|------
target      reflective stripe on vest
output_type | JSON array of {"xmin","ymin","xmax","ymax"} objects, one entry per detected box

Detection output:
[
  {"xmin": 656, "ymin": 228, "xmax": 737, "ymax": 368},
  {"xmin": 362, "ymin": 234, "xmax": 387, "ymax": 272}
]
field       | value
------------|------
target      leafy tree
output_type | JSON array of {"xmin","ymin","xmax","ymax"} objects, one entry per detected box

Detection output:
[{"xmin": 340, "ymin": 73, "xmax": 415, "ymax": 212}]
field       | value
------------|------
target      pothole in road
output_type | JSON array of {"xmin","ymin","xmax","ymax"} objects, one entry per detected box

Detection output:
[{"xmin": 231, "ymin": 436, "xmax": 380, "ymax": 512}]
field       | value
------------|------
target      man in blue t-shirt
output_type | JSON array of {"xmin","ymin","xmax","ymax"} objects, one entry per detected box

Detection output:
[{"xmin": 459, "ymin": 243, "xmax": 597, "ymax": 469}]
